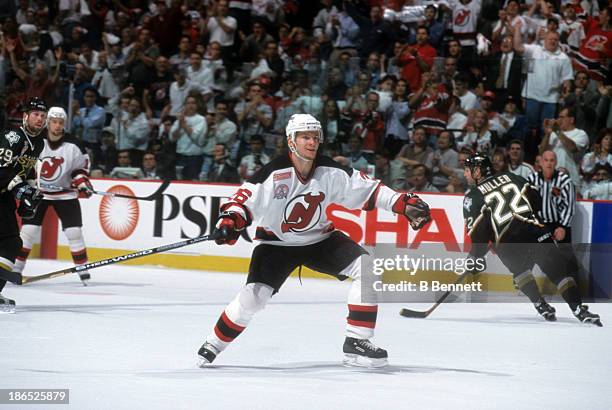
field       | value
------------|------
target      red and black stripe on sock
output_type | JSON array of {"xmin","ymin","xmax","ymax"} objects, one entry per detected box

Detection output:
[
  {"xmin": 347, "ymin": 304, "xmax": 378, "ymax": 329},
  {"xmin": 213, "ymin": 311, "xmax": 246, "ymax": 343}
]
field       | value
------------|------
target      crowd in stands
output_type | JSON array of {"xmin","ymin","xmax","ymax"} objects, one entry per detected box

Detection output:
[{"xmin": 0, "ymin": 0, "xmax": 610, "ymax": 199}]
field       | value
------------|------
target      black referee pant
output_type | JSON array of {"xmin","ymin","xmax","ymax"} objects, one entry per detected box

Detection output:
[{"xmin": 545, "ymin": 223, "xmax": 581, "ymax": 283}]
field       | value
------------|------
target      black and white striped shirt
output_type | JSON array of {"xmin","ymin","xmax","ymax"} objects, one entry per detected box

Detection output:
[{"xmin": 527, "ymin": 170, "xmax": 576, "ymax": 227}]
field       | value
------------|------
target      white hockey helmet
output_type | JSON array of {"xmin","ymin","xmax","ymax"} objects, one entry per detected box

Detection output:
[
  {"xmin": 46, "ymin": 106, "xmax": 67, "ymax": 127},
  {"xmin": 285, "ymin": 114, "xmax": 323, "ymax": 144}
]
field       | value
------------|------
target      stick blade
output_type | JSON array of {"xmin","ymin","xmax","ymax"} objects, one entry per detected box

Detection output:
[{"xmin": 399, "ymin": 308, "xmax": 430, "ymax": 319}]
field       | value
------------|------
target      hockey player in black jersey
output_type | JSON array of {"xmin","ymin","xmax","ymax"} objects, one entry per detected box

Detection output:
[
  {"xmin": 197, "ymin": 114, "xmax": 431, "ymax": 368},
  {"xmin": 463, "ymin": 153, "xmax": 602, "ymax": 326},
  {"xmin": 0, "ymin": 98, "xmax": 48, "ymax": 313}
]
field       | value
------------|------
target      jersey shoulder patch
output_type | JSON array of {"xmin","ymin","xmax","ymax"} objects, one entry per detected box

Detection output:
[{"xmin": 4, "ymin": 130, "xmax": 21, "ymax": 146}]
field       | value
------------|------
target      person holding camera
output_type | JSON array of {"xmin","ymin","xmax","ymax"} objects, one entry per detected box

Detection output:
[{"xmin": 239, "ymin": 134, "xmax": 270, "ymax": 182}]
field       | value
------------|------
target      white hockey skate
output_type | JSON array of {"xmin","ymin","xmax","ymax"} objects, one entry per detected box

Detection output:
[
  {"xmin": 342, "ymin": 337, "xmax": 388, "ymax": 368},
  {"xmin": 0, "ymin": 293, "xmax": 16, "ymax": 314},
  {"xmin": 78, "ymin": 272, "xmax": 90, "ymax": 286},
  {"xmin": 197, "ymin": 342, "xmax": 220, "ymax": 367}
]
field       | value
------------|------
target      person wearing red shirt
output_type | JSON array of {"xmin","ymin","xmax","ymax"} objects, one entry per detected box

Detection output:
[
  {"xmin": 573, "ymin": 7, "xmax": 612, "ymax": 82},
  {"xmin": 399, "ymin": 26, "xmax": 437, "ymax": 92}
]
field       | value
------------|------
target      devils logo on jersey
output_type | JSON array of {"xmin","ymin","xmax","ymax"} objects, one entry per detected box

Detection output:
[
  {"xmin": 454, "ymin": 9, "xmax": 471, "ymax": 27},
  {"xmin": 281, "ymin": 192, "xmax": 325, "ymax": 233},
  {"xmin": 40, "ymin": 156, "xmax": 65, "ymax": 181},
  {"xmin": 585, "ymin": 35, "xmax": 608, "ymax": 52}
]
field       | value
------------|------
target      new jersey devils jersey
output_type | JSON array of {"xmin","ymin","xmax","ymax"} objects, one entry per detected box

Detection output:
[
  {"xmin": 222, "ymin": 155, "xmax": 401, "ymax": 246},
  {"xmin": 39, "ymin": 137, "xmax": 90, "ymax": 200}
]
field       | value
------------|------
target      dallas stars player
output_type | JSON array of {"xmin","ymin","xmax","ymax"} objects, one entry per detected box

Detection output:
[
  {"xmin": 462, "ymin": 153, "xmax": 602, "ymax": 326},
  {"xmin": 0, "ymin": 98, "xmax": 47, "ymax": 313}
]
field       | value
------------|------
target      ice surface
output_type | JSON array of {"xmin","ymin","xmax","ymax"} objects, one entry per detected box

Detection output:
[{"xmin": 1, "ymin": 260, "xmax": 610, "ymax": 410}]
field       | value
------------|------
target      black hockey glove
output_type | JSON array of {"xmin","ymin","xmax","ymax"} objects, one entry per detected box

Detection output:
[
  {"xmin": 13, "ymin": 183, "xmax": 43, "ymax": 220},
  {"xmin": 213, "ymin": 212, "xmax": 247, "ymax": 245},
  {"xmin": 393, "ymin": 193, "xmax": 431, "ymax": 230}
]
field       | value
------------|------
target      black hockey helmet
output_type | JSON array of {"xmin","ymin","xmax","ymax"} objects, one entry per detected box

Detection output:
[
  {"xmin": 465, "ymin": 152, "xmax": 494, "ymax": 178},
  {"xmin": 22, "ymin": 97, "xmax": 48, "ymax": 113}
]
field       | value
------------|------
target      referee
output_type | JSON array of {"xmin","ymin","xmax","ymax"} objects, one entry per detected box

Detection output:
[
  {"xmin": 527, "ymin": 150, "xmax": 576, "ymax": 241},
  {"xmin": 527, "ymin": 150, "xmax": 580, "ymax": 280}
]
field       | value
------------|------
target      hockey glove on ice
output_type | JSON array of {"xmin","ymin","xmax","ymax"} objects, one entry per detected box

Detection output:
[
  {"xmin": 72, "ymin": 175, "xmax": 93, "ymax": 198},
  {"xmin": 393, "ymin": 193, "xmax": 431, "ymax": 230},
  {"xmin": 13, "ymin": 182, "xmax": 43, "ymax": 220},
  {"xmin": 213, "ymin": 211, "xmax": 247, "ymax": 245}
]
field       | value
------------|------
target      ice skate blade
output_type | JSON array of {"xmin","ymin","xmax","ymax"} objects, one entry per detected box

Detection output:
[
  {"xmin": 0, "ymin": 302, "xmax": 16, "ymax": 314},
  {"xmin": 342, "ymin": 353, "xmax": 388, "ymax": 368},
  {"xmin": 197, "ymin": 356, "xmax": 214, "ymax": 368}
]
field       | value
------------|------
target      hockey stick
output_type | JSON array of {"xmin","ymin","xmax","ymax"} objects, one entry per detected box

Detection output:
[
  {"xmin": 39, "ymin": 179, "xmax": 171, "ymax": 201},
  {"xmin": 399, "ymin": 271, "xmax": 470, "ymax": 319},
  {"xmin": 22, "ymin": 231, "xmax": 221, "ymax": 284}
]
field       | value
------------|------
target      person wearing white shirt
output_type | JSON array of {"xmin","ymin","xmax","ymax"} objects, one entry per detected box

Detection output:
[
  {"xmin": 539, "ymin": 107, "xmax": 589, "ymax": 187},
  {"xmin": 513, "ymin": 22, "xmax": 573, "ymax": 141},
  {"xmin": 170, "ymin": 95, "xmax": 208, "ymax": 180},
  {"xmin": 454, "ymin": 75, "xmax": 478, "ymax": 111},
  {"xmin": 187, "ymin": 51, "xmax": 213, "ymax": 96},
  {"xmin": 165, "ymin": 67, "xmax": 196, "ymax": 116},
  {"xmin": 205, "ymin": 0, "xmax": 237, "ymax": 47},
  {"xmin": 508, "ymin": 140, "xmax": 535, "ymax": 179}
]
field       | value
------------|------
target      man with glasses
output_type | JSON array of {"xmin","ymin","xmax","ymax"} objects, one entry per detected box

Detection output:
[{"xmin": 539, "ymin": 107, "xmax": 589, "ymax": 187}]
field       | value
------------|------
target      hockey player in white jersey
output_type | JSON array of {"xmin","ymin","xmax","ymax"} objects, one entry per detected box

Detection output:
[
  {"xmin": 13, "ymin": 107, "xmax": 94, "ymax": 285},
  {"xmin": 197, "ymin": 114, "xmax": 431, "ymax": 368}
]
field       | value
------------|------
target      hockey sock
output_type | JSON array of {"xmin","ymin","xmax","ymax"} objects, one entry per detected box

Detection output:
[
  {"xmin": 513, "ymin": 271, "xmax": 542, "ymax": 304},
  {"xmin": 343, "ymin": 257, "xmax": 377, "ymax": 339},
  {"xmin": 13, "ymin": 224, "xmax": 39, "ymax": 274},
  {"xmin": 206, "ymin": 282, "xmax": 273, "ymax": 352},
  {"xmin": 64, "ymin": 227, "xmax": 88, "ymax": 266},
  {"xmin": 556, "ymin": 276, "xmax": 582, "ymax": 312}
]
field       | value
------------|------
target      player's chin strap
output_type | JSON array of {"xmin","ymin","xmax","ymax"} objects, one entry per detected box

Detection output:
[{"xmin": 288, "ymin": 143, "xmax": 314, "ymax": 163}]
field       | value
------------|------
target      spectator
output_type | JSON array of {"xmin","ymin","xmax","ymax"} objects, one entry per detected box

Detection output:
[
  {"xmin": 92, "ymin": 51, "xmax": 120, "ymax": 108},
  {"xmin": 72, "ymin": 87, "xmax": 106, "ymax": 168},
  {"xmin": 239, "ymin": 134, "xmax": 271, "ymax": 181},
  {"xmin": 441, "ymin": 0, "xmax": 482, "ymax": 54},
  {"xmin": 485, "ymin": 34, "xmax": 523, "ymax": 111},
  {"xmin": 170, "ymin": 95, "xmax": 208, "ymax": 181},
  {"xmin": 125, "ymin": 27, "xmax": 160, "ymax": 95},
  {"xmin": 345, "ymin": 3, "xmax": 391, "ymax": 61},
  {"xmin": 143, "ymin": 56, "xmax": 174, "ymax": 119},
  {"xmin": 211, "ymin": 100, "xmax": 238, "ymax": 149},
  {"xmin": 374, "ymin": 149, "xmax": 392, "ymax": 187},
  {"xmin": 563, "ymin": 71, "xmax": 599, "ymax": 140},
  {"xmin": 334, "ymin": 135, "xmax": 370, "ymax": 172},
  {"xmin": 454, "ymin": 74, "xmax": 478, "ymax": 111},
  {"xmin": 353, "ymin": 91, "xmax": 385, "ymax": 153},
  {"xmin": 99, "ymin": 127, "xmax": 118, "ymax": 176},
  {"xmin": 110, "ymin": 150, "xmax": 145, "ymax": 179},
  {"xmin": 581, "ymin": 128, "xmax": 612, "ymax": 175},
  {"xmin": 141, "ymin": 151, "xmax": 162, "ymax": 180},
  {"xmin": 384, "ymin": 78, "xmax": 411, "ymax": 156},
  {"xmin": 513, "ymin": 22, "xmax": 573, "ymax": 158},
  {"xmin": 335, "ymin": 51, "xmax": 358, "ymax": 88},
  {"xmin": 170, "ymin": 36, "xmax": 192, "ymax": 71},
  {"xmin": 572, "ymin": 7, "xmax": 611, "ymax": 82},
  {"xmin": 186, "ymin": 51, "xmax": 213, "ymax": 98},
  {"xmin": 399, "ymin": 26, "xmax": 436, "ymax": 94},
  {"xmin": 204, "ymin": 0, "xmax": 237, "ymax": 66},
  {"xmin": 393, "ymin": 126, "xmax": 433, "ymax": 188},
  {"xmin": 320, "ymin": 99, "xmax": 342, "ymax": 155},
  {"xmin": 240, "ymin": 20, "xmax": 274, "ymax": 63},
  {"xmin": 425, "ymin": 130, "xmax": 459, "ymax": 190},
  {"xmin": 508, "ymin": 139, "xmax": 535, "ymax": 179},
  {"xmin": 581, "ymin": 163, "xmax": 612, "ymax": 200},
  {"xmin": 446, "ymin": 95, "xmax": 468, "ymax": 140},
  {"xmin": 499, "ymin": 95, "xmax": 528, "ymax": 143},
  {"xmin": 253, "ymin": 41, "xmax": 285, "ymax": 93},
  {"xmin": 405, "ymin": 163, "xmax": 439, "ymax": 193},
  {"xmin": 165, "ymin": 67, "xmax": 196, "ymax": 117},
  {"xmin": 112, "ymin": 97, "xmax": 150, "ymax": 168},
  {"xmin": 409, "ymin": 73, "xmax": 451, "ymax": 138},
  {"xmin": 492, "ymin": 148, "xmax": 509, "ymax": 174},
  {"xmin": 325, "ymin": 6, "xmax": 360, "ymax": 66},
  {"xmin": 149, "ymin": 0, "xmax": 183, "ymax": 56},
  {"xmin": 539, "ymin": 106, "xmax": 589, "ymax": 187},
  {"xmin": 6, "ymin": 40, "xmax": 61, "ymax": 102},
  {"xmin": 208, "ymin": 143, "xmax": 240, "ymax": 183},
  {"xmin": 458, "ymin": 108, "xmax": 496, "ymax": 153},
  {"xmin": 234, "ymin": 82, "xmax": 273, "ymax": 148},
  {"xmin": 418, "ymin": 5, "xmax": 445, "ymax": 51}
]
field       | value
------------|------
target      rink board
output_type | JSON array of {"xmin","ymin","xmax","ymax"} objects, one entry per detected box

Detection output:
[{"xmin": 35, "ymin": 178, "xmax": 608, "ymax": 294}]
